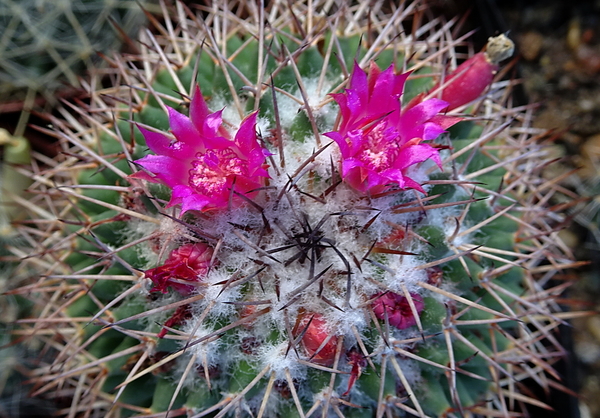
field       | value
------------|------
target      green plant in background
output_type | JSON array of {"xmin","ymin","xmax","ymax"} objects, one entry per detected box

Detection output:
[
  {"xmin": 0, "ymin": 128, "xmax": 30, "ymax": 237},
  {"xmin": 0, "ymin": 0, "xmax": 155, "ymax": 106},
  {"xmin": 0, "ymin": 0, "xmax": 153, "ymax": 232},
  {"xmin": 0, "ymin": 2, "xmax": 155, "ymax": 415},
  {"xmin": 0, "ymin": 0, "xmax": 157, "ymax": 246},
  {"xmin": 0, "ymin": 128, "xmax": 35, "ymax": 418},
  {"xmin": 6, "ymin": 1, "xmax": 579, "ymax": 417}
]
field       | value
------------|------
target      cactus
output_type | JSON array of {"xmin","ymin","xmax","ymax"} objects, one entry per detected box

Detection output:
[
  {"xmin": 0, "ymin": 0, "xmax": 155, "ymax": 105},
  {"xmin": 7, "ymin": 1, "xmax": 579, "ymax": 417}
]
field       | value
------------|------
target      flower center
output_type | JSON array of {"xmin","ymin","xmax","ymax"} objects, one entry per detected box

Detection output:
[
  {"xmin": 189, "ymin": 149, "xmax": 247, "ymax": 195},
  {"xmin": 357, "ymin": 122, "xmax": 400, "ymax": 171}
]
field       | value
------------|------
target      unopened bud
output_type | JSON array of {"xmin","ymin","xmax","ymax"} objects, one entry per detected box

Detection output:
[
  {"xmin": 144, "ymin": 243, "xmax": 213, "ymax": 294},
  {"xmin": 296, "ymin": 313, "xmax": 338, "ymax": 366},
  {"xmin": 408, "ymin": 34, "xmax": 514, "ymax": 111}
]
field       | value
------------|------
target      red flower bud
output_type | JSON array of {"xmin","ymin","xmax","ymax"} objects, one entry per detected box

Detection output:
[
  {"xmin": 408, "ymin": 34, "xmax": 514, "ymax": 111},
  {"xmin": 296, "ymin": 313, "xmax": 338, "ymax": 366},
  {"xmin": 145, "ymin": 243, "xmax": 213, "ymax": 294},
  {"xmin": 372, "ymin": 291, "xmax": 424, "ymax": 329}
]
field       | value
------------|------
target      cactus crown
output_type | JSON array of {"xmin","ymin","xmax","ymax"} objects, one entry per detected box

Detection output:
[{"xmin": 7, "ymin": 1, "xmax": 577, "ymax": 417}]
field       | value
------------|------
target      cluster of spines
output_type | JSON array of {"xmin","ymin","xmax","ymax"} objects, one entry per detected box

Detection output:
[
  {"xmin": 0, "ymin": 0, "xmax": 158, "ymax": 106},
  {"xmin": 3, "ymin": 1, "xmax": 582, "ymax": 418}
]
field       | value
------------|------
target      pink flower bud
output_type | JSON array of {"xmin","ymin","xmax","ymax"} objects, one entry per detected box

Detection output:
[
  {"xmin": 296, "ymin": 313, "xmax": 338, "ymax": 366},
  {"xmin": 372, "ymin": 291, "xmax": 424, "ymax": 329},
  {"xmin": 434, "ymin": 51, "xmax": 497, "ymax": 111},
  {"xmin": 407, "ymin": 34, "xmax": 514, "ymax": 112},
  {"xmin": 144, "ymin": 243, "xmax": 213, "ymax": 294}
]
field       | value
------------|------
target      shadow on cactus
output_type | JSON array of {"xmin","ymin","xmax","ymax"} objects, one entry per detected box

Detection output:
[{"xmin": 7, "ymin": 1, "xmax": 582, "ymax": 417}]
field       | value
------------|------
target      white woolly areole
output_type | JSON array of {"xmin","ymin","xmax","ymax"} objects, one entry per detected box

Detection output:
[
  {"xmin": 183, "ymin": 323, "xmax": 227, "ymax": 370},
  {"xmin": 275, "ymin": 77, "xmax": 333, "ymax": 130},
  {"xmin": 257, "ymin": 341, "xmax": 305, "ymax": 381}
]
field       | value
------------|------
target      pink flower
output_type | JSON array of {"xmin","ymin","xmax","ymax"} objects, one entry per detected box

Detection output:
[
  {"xmin": 132, "ymin": 86, "xmax": 271, "ymax": 214},
  {"xmin": 144, "ymin": 243, "xmax": 213, "ymax": 294},
  {"xmin": 372, "ymin": 291, "xmax": 424, "ymax": 329},
  {"xmin": 325, "ymin": 61, "xmax": 460, "ymax": 194}
]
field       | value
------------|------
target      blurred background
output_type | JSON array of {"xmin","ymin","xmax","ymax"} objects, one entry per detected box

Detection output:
[{"xmin": 437, "ymin": 1, "xmax": 600, "ymax": 417}]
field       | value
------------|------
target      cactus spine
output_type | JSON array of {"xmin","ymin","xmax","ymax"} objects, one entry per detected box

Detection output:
[{"xmin": 7, "ymin": 1, "xmax": 578, "ymax": 417}]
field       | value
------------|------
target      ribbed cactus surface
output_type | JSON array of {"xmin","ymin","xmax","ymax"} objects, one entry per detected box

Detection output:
[{"xmin": 6, "ymin": 1, "xmax": 577, "ymax": 417}]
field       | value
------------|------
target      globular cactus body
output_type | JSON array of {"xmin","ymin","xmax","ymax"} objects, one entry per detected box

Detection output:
[{"xmin": 8, "ymin": 1, "xmax": 577, "ymax": 417}]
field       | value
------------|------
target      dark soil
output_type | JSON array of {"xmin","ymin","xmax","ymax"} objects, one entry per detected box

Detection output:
[{"xmin": 438, "ymin": 1, "xmax": 600, "ymax": 417}]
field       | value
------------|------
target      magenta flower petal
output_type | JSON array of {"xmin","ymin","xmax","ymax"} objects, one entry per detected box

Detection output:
[
  {"xmin": 431, "ymin": 114, "xmax": 464, "ymax": 130},
  {"xmin": 330, "ymin": 93, "xmax": 349, "ymax": 126},
  {"xmin": 349, "ymin": 60, "xmax": 368, "ymax": 94},
  {"xmin": 341, "ymin": 89, "xmax": 363, "ymax": 131},
  {"xmin": 171, "ymin": 185, "xmax": 212, "ymax": 213},
  {"xmin": 326, "ymin": 61, "xmax": 460, "ymax": 194},
  {"xmin": 378, "ymin": 169, "xmax": 408, "ymax": 189},
  {"xmin": 132, "ymin": 85, "xmax": 271, "ymax": 215},
  {"xmin": 405, "ymin": 98, "xmax": 450, "ymax": 120},
  {"xmin": 234, "ymin": 112, "xmax": 259, "ymax": 153},
  {"xmin": 340, "ymin": 159, "xmax": 365, "ymax": 186},
  {"xmin": 370, "ymin": 66, "xmax": 398, "ymax": 109},
  {"xmin": 134, "ymin": 155, "xmax": 189, "ymax": 188},
  {"xmin": 366, "ymin": 60, "xmax": 381, "ymax": 93},
  {"xmin": 189, "ymin": 86, "xmax": 210, "ymax": 129},
  {"xmin": 324, "ymin": 131, "xmax": 346, "ymax": 154},
  {"xmin": 167, "ymin": 107, "xmax": 202, "ymax": 147},
  {"xmin": 400, "ymin": 176, "xmax": 426, "ymax": 192},
  {"xmin": 398, "ymin": 99, "xmax": 451, "ymax": 140},
  {"xmin": 398, "ymin": 143, "xmax": 442, "ymax": 168},
  {"xmin": 420, "ymin": 123, "xmax": 447, "ymax": 142},
  {"xmin": 204, "ymin": 111, "xmax": 226, "ymax": 139},
  {"xmin": 137, "ymin": 126, "xmax": 177, "ymax": 157}
]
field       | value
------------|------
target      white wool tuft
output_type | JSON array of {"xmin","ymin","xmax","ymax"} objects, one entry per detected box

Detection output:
[
  {"xmin": 258, "ymin": 341, "xmax": 305, "ymax": 381},
  {"xmin": 183, "ymin": 323, "xmax": 227, "ymax": 369}
]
